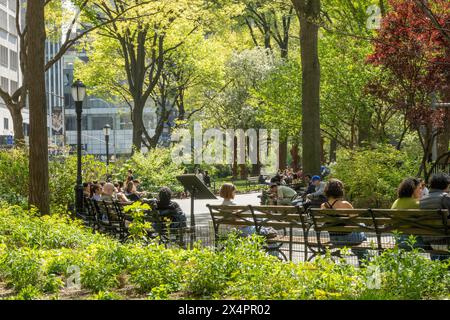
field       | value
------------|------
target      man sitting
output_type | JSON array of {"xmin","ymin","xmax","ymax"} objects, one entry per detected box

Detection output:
[
  {"xmin": 269, "ymin": 183, "xmax": 297, "ymax": 206},
  {"xmin": 305, "ymin": 175, "xmax": 327, "ymax": 207},
  {"xmin": 419, "ymin": 173, "xmax": 450, "ymax": 260}
]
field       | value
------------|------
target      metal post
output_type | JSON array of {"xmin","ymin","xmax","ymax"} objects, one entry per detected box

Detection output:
[
  {"xmin": 105, "ymin": 134, "xmax": 110, "ymax": 168},
  {"xmin": 190, "ymin": 187, "xmax": 196, "ymax": 248},
  {"xmin": 75, "ymin": 101, "xmax": 84, "ymax": 215}
]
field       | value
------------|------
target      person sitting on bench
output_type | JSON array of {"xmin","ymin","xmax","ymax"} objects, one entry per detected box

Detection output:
[
  {"xmin": 321, "ymin": 179, "xmax": 368, "ymax": 266},
  {"xmin": 269, "ymin": 183, "xmax": 297, "ymax": 206},
  {"xmin": 154, "ymin": 187, "xmax": 187, "ymax": 231}
]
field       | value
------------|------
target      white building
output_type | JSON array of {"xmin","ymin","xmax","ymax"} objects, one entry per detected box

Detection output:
[{"xmin": 0, "ymin": 0, "xmax": 28, "ymax": 145}]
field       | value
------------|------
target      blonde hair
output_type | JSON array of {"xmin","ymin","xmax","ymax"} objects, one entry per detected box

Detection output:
[{"xmin": 220, "ymin": 183, "xmax": 236, "ymax": 200}]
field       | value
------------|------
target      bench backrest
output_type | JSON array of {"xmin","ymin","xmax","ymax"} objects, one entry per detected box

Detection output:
[
  {"xmin": 250, "ymin": 205, "xmax": 306, "ymax": 231},
  {"xmin": 370, "ymin": 209, "xmax": 449, "ymax": 236},
  {"xmin": 207, "ymin": 205, "xmax": 255, "ymax": 231},
  {"xmin": 309, "ymin": 208, "xmax": 378, "ymax": 234}
]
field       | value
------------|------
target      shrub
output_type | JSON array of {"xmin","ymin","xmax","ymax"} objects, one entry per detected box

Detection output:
[
  {"xmin": 0, "ymin": 149, "xmax": 28, "ymax": 205},
  {"xmin": 113, "ymin": 148, "xmax": 184, "ymax": 193},
  {"xmin": 331, "ymin": 144, "xmax": 419, "ymax": 208}
]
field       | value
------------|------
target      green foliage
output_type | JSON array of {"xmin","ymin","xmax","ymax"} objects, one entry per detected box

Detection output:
[
  {"xmin": 123, "ymin": 202, "xmax": 153, "ymax": 242},
  {"xmin": 114, "ymin": 148, "xmax": 184, "ymax": 192},
  {"xmin": 0, "ymin": 203, "xmax": 448, "ymax": 300},
  {"xmin": 331, "ymin": 145, "xmax": 419, "ymax": 208},
  {"xmin": 0, "ymin": 149, "xmax": 29, "ymax": 206},
  {"xmin": 49, "ymin": 155, "xmax": 108, "ymax": 209}
]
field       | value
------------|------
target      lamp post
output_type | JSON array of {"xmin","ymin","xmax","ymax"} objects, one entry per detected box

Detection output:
[
  {"xmin": 103, "ymin": 124, "xmax": 111, "ymax": 168},
  {"xmin": 71, "ymin": 79, "xmax": 86, "ymax": 216}
]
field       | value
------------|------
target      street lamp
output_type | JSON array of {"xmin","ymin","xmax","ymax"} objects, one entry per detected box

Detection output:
[
  {"xmin": 71, "ymin": 79, "xmax": 86, "ymax": 216},
  {"xmin": 103, "ymin": 124, "xmax": 111, "ymax": 168}
]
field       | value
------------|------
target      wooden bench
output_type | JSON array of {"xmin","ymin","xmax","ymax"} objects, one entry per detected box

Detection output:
[
  {"xmin": 207, "ymin": 204, "xmax": 309, "ymax": 260},
  {"xmin": 309, "ymin": 208, "xmax": 449, "ymax": 261}
]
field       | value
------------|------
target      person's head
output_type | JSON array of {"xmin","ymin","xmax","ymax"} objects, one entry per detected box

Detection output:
[
  {"xmin": 397, "ymin": 178, "xmax": 421, "ymax": 199},
  {"xmin": 128, "ymin": 169, "xmax": 133, "ymax": 175},
  {"xmin": 311, "ymin": 175, "xmax": 321, "ymax": 187},
  {"xmin": 99, "ymin": 181, "xmax": 105, "ymax": 187},
  {"xmin": 126, "ymin": 181, "xmax": 136, "ymax": 194},
  {"xmin": 269, "ymin": 183, "xmax": 279, "ymax": 193},
  {"xmin": 304, "ymin": 174, "xmax": 312, "ymax": 183},
  {"xmin": 92, "ymin": 184, "xmax": 102, "ymax": 195},
  {"xmin": 429, "ymin": 173, "xmax": 450, "ymax": 192},
  {"xmin": 133, "ymin": 179, "xmax": 141, "ymax": 187},
  {"xmin": 204, "ymin": 171, "xmax": 209, "ymax": 176},
  {"xmin": 158, "ymin": 187, "xmax": 172, "ymax": 206},
  {"xmin": 293, "ymin": 173, "xmax": 298, "ymax": 180},
  {"xmin": 220, "ymin": 183, "xmax": 236, "ymax": 200},
  {"xmin": 83, "ymin": 182, "xmax": 90, "ymax": 192},
  {"xmin": 324, "ymin": 179, "xmax": 345, "ymax": 200},
  {"xmin": 103, "ymin": 183, "xmax": 115, "ymax": 196}
]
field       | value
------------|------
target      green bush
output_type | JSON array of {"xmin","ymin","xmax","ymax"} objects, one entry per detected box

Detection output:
[
  {"xmin": 0, "ymin": 149, "xmax": 28, "ymax": 206},
  {"xmin": 0, "ymin": 203, "xmax": 448, "ymax": 300},
  {"xmin": 331, "ymin": 145, "xmax": 419, "ymax": 208},
  {"xmin": 113, "ymin": 148, "xmax": 184, "ymax": 193}
]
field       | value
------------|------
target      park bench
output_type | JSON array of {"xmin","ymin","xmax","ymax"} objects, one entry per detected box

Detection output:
[
  {"xmin": 207, "ymin": 204, "xmax": 310, "ymax": 260},
  {"xmin": 308, "ymin": 208, "xmax": 449, "ymax": 261},
  {"xmin": 247, "ymin": 176, "xmax": 262, "ymax": 187}
]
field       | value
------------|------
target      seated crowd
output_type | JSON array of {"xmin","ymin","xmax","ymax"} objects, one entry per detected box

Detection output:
[{"xmin": 82, "ymin": 169, "xmax": 187, "ymax": 230}]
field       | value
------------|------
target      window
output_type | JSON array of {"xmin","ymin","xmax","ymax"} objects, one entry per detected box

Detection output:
[
  {"xmin": 0, "ymin": 45, "xmax": 8, "ymax": 67},
  {"xmin": 3, "ymin": 118, "xmax": 8, "ymax": 130},
  {"xmin": 0, "ymin": 0, "xmax": 6, "ymax": 7},
  {"xmin": 91, "ymin": 116, "xmax": 113, "ymax": 130},
  {"xmin": 8, "ymin": 33, "xmax": 16, "ymax": 44},
  {"xmin": 8, "ymin": 0, "xmax": 16, "ymax": 12},
  {"xmin": 9, "ymin": 79, "xmax": 17, "ymax": 94},
  {"xmin": 9, "ymin": 50, "xmax": 17, "ymax": 71},
  {"xmin": 0, "ymin": 9, "xmax": 7, "ymax": 31},
  {"xmin": 8, "ymin": 14, "xmax": 16, "ymax": 35},
  {"xmin": 0, "ymin": 77, "xmax": 8, "ymax": 92}
]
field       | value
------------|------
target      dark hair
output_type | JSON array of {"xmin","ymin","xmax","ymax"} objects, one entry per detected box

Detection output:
[
  {"xmin": 304, "ymin": 174, "xmax": 312, "ymax": 180},
  {"xmin": 90, "ymin": 184, "xmax": 102, "ymax": 197},
  {"xmin": 429, "ymin": 173, "xmax": 450, "ymax": 190},
  {"xmin": 324, "ymin": 179, "xmax": 345, "ymax": 199},
  {"xmin": 83, "ymin": 182, "xmax": 90, "ymax": 188},
  {"xmin": 397, "ymin": 178, "xmax": 421, "ymax": 198},
  {"xmin": 133, "ymin": 179, "xmax": 140, "ymax": 184},
  {"xmin": 128, "ymin": 169, "xmax": 133, "ymax": 174},
  {"xmin": 158, "ymin": 187, "xmax": 172, "ymax": 207},
  {"xmin": 125, "ymin": 181, "xmax": 135, "ymax": 193}
]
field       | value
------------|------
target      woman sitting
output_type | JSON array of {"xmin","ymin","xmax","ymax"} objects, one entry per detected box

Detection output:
[
  {"xmin": 154, "ymin": 187, "xmax": 187, "ymax": 231},
  {"xmin": 90, "ymin": 184, "xmax": 102, "ymax": 201},
  {"xmin": 391, "ymin": 178, "xmax": 424, "ymax": 250},
  {"xmin": 321, "ymin": 179, "xmax": 367, "ymax": 266},
  {"xmin": 124, "ymin": 181, "xmax": 141, "ymax": 202},
  {"xmin": 391, "ymin": 178, "xmax": 421, "ymax": 209}
]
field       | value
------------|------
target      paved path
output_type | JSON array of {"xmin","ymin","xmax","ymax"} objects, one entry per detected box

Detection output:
[{"xmin": 174, "ymin": 192, "xmax": 262, "ymax": 226}]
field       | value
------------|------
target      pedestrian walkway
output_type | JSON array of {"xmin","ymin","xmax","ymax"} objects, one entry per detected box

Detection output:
[{"xmin": 175, "ymin": 192, "xmax": 262, "ymax": 226}]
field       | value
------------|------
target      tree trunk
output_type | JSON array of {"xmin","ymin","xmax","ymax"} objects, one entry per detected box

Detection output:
[
  {"xmin": 294, "ymin": 0, "xmax": 322, "ymax": 176},
  {"xmin": 27, "ymin": 0, "xmax": 49, "ymax": 215},
  {"xmin": 329, "ymin": 138, "xmax": 337, "ymax": 163},
  {"xmin": 278, "ymin": 139, "xmax": 288, "ymax": 170},
  {"xmin": 437, "ymin": 107, "xmax": 450, "ymax": 163},
  {"xmin": 7, "ymin": 102, "xmax": 25, "ymax": 146},
  {"xmin": 358, "ymin": 109, "xmax": 372, "ymax": 147},
  {"xmin": 290, "ymin": 142, "xmax": 300, "ymax": 171},
  {"xmin": 132, "ymin": 102, "xmax": 144, "ymax": 152}
]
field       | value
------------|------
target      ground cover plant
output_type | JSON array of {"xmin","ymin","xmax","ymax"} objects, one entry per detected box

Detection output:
[{"xmin": 0, "ymin": 203, "xmax": 449, "ymax": 300}]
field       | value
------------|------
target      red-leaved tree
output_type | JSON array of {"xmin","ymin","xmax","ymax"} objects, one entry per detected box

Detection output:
[{"xmin": 367, "ymin": 0, "xmax": 450, "ymax": 178}]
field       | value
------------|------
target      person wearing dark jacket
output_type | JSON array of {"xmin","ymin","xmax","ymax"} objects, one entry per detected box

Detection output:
[
  {"xmin": 155, "ymin": 187, "xmax": 187, "ymax": 230},
  {"xmin": 419, "ymin": 173, "xmax": 450, "ymax": 260}
]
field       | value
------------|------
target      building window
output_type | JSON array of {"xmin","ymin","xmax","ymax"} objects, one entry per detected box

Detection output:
[
  {"xmin": 0, "ymin": 76, "xmax": 8, "ymax": 92},
  {"xmin": 8, "ymin": 0, "xmax": 16, "ymax": 12},
  {"xmin": 9, "ymin": 50, "xmax": 17, "ymax": 71},
  {"xmin": 91, "ymin": 116, "xmax": 113, "ymax": 130},
  {"xmin": 8, "ymin": 14, "xmax": 16, "ymax": 35},
  {"xmin": 10, "ymin": 79, "xmax": 17, "ymax": 94},
  {"xmin": 0, "ymin": 9, "xmax": 6, "ymax": 30},
  {"xmin": 3, "ymin": 118, "xmax": 8, "ymax": 130},
  {"xmin": 0, "ymin": 45, "xmax": 8, "ymax": 67}
]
